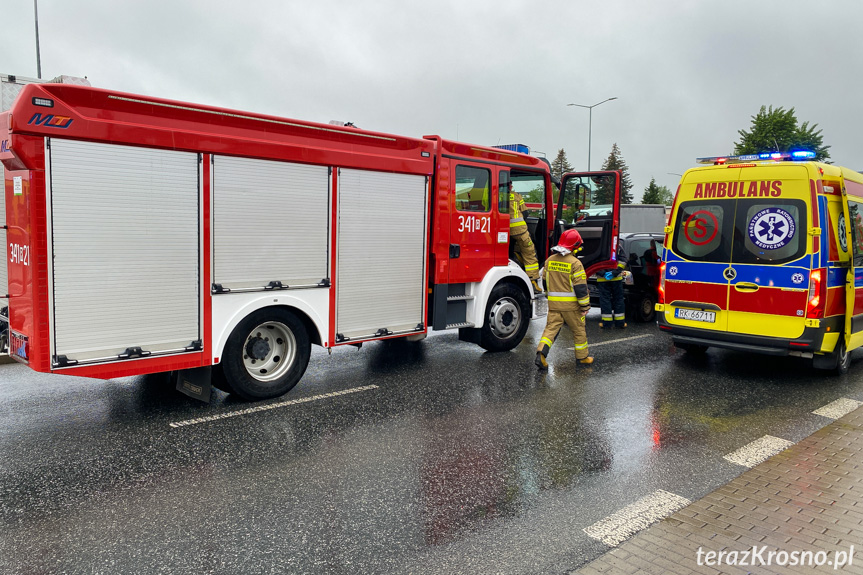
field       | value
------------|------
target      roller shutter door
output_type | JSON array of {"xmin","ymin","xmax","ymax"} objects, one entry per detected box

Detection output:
[
  {"xmin": 49, "ymin": 139, "xmax": 200, "ymax": 364},
  {"xmin": 0, "ymin": 177, "xmax": 6, "ymax": 301},
  {"xmin": 336, "ymin": 169, "xmax": 427, "ymax": 340},
  {"xmin": 212, "ymin": 156, "xmax": 329, "ymax": 291}
]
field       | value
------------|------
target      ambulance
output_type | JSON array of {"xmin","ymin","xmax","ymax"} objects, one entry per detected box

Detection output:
[{"xmin": 657, "ymin": 152, "xmax": 863, "ymax": 373}]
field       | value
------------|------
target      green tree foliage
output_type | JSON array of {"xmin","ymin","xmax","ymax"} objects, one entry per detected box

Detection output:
[
  {"xmin": 734, "ymin": 105, "xmax": 831, "ymax": 162},
  {"xmin": 642, "ymin": 177, "xmax": 673, "ymax": 205},
  {"xmin": 551, "ymin": 148, "xmax": 573, "ymax": 181},
  {"xmin": 598, "ymin": 143, "xmax": 634, "ymax": 204}
]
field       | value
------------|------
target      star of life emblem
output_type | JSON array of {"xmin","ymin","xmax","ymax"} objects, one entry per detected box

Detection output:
[
  {"xmin": 748, "ymin": 208, "xmax": 795, "ymax": 250},
  {"xmin": 791, "ymin": 273, "xmax": 804, "ymax": 284}
]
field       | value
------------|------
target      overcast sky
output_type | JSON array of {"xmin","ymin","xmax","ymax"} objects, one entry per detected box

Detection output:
[{"xmin": 6, "ymin": 0, "xmax": 863, "ymax": 201}]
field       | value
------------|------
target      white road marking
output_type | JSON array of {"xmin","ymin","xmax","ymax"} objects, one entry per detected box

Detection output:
[
  {"xmin": 813, "ymin": 397, "xmax": 863, "ymax": 420},
  {"xmin": 169, "ymin": 385, "xmax": 379, "ymax": 428},
  {"xmin": 723, "ymin": 435, "xmax": 794, "ymax": 468},
  {"xmin": 568, "ymin": 333, "xmax": 653, "ymax": 350},
  {"xmin": 583, "ymin": 490, "xmax": 691, "ymax": 546}
]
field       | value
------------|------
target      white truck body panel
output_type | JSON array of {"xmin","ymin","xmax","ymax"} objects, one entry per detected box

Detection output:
[
  {"xmin": 620, "ymin": 204, "xmax": 667, "ymax": 234},
  {"xmin": 211, "ymin": 289, "xmax": 329, "ymax": 362}
]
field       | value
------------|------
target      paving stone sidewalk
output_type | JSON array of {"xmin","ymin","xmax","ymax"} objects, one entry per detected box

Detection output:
[{"xmin": 576, "ymin": 406, "xmax": 863, "ymax": 574}]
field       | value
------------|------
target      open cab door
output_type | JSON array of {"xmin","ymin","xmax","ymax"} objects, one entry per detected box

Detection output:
[
  {"xmin": 841, "ymin": 189, "xmax": 863, "ymax": 364},
  {"xmin": 556, "ymin": 171, "xmax": 621, "ymax": 275}
]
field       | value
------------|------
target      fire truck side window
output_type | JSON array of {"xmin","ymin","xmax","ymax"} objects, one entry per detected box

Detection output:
[
  {"xmin": 454, "ymin": 165, "xmax": 491, "ymax": 212},
  {"xmin": 498, "ymin": 170, "xmax": 511, "ymax": 214}
]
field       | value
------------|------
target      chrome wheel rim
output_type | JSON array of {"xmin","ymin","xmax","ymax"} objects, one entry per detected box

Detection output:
[
  {"xmin": 489, "ymin": 297, "xmax": 520, "ymax": 339},
  {"xmin": 242, "ymin": 321, "xmax": 297, "ymax": 382}
]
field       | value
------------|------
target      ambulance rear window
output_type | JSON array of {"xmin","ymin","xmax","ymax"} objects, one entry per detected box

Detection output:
[
  {"xmin": 672, "ymin": 201, "xmax": 731, "ymax": 262},
  {"xmin": 733, "ymin": 200, "xmax": 806, "ymax": 265}
]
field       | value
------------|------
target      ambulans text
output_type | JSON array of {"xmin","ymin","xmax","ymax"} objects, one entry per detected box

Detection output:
[{"xmin": 693, "ymin": 180, "xmax": 782, "ymax": 199}]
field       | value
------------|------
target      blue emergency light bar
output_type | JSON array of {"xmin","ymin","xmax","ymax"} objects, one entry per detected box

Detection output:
[
  {"xmin": 493, "ymin": 144, "xmax": 531, "ymax": 155},
  {"xmin": 696, "ymin": 151, "xmax": 816, "ymax": 165}
]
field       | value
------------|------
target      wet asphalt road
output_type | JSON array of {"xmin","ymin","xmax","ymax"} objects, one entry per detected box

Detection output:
[{"xmin": 2, "ymin": 306, "xmax": 863, "ymax": 575}]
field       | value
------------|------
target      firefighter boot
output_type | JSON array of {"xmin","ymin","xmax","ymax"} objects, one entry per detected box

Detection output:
[
  {"xmin": 531, "ymin": 278, "xmax": 542, "ymax": 296},
  {"xmin": 578, "ymin": 356, "xmax": 594, "ymax": 365},
  {"xmin": 535, "ymin": 352, "xmax": 548, "ymax": 370}
]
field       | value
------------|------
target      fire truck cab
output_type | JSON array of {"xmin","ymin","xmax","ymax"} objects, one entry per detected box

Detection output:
[
  {"xmin": 659, "ymin": 152, "xmax": 863, "ymax": 373},
  {"xmin": 1, "ymin": 83, "xmax": 620, "ymax": 400}
]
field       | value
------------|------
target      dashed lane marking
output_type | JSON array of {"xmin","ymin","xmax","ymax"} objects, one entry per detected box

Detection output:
[
  {"xmin": 583, "ymin": 490, "xmax": 691, "ymax": 547},
  {"xmin": 723, "ymin": 435, "xmax": 794, "ymax": 468},
  {"xmin": 568, "ymin": 333, "xmax": 653, "ymax": 350},
  {"xmin": 813, "ymin": 397, "xmax": 863, "ymax": 420},
  {"xmin": 169, "ymin": 385, "xmax": 380, "ymax": 428}
]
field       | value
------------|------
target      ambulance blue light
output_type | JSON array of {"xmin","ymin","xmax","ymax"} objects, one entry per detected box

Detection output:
[{"xmin": 792, "ymin": 151, "xmax": 816, "ymax": 159}]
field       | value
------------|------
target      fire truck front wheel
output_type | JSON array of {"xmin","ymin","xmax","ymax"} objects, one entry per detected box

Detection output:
[
  {"xmin": 479, "ymin": 283, "xmax": 530, "ymax": 352},
  {"xmin": 221, "ymin": 308, "xmax": 311, "ymax": 401}
]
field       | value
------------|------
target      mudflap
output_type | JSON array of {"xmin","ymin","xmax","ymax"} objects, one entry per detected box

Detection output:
[
  {"xmin": 458, "ymin": 326, "xmax": 482, "ymax": 345},
  {"xmin": 172, "ymin": 366, "xmax": 213, "ymax": 402}
]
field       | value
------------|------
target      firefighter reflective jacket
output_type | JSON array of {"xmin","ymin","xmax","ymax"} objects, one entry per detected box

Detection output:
[
  {"xmin": 544, "ymin": 252, "xmax": 590, "ymax": 312},
  {"xmin": 509, "ymin": 191, "xmax": 529, "ymax": 234}
]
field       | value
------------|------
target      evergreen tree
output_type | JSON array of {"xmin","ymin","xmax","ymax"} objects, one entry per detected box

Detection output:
[
  {"xmin": 734, "ymin": 105, "xmax": 830, "ymax": 162},
  {"xmin": 551, "ymin": 148, "xmax": 573, "ymax": 181},
  {"xmin": 642, "ymin": 178, "xmax": 673, "ymax": 205},
  {"xmin": 599, "ymin": 143, "xmax": 634, "ymax": 204}
]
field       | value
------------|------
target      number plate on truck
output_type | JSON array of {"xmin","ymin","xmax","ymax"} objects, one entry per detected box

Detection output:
[{"xmin": 674, "ymin": 308, "xmax": 716, "ymax": 323}]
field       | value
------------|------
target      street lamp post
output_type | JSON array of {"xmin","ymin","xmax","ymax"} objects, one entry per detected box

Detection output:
[
  {"xmin": 567, "ymin": 97, "xmax": 617, "ymax": 171},
  {"xmin": 34, "ymin": 0, "xmax": 42, "ymax": 78}
]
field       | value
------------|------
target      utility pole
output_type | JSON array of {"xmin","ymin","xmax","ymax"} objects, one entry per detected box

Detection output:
[{"xmin": 34, "ymin": 0, "xmax": 42, "ymax": 78}]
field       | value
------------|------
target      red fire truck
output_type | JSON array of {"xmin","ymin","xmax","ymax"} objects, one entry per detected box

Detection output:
[{"xmin": 0, "ymin": 83, "xmax": 620, "ymax": 400}]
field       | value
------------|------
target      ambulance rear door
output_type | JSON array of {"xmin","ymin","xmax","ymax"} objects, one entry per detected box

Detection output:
[
  {"xmin": 724, "ymin": 164, "xmax": 810, "ymax": 338},
  {"xmin": 665, "ymin": 169, "xmax": 732, "ymax": 333}
]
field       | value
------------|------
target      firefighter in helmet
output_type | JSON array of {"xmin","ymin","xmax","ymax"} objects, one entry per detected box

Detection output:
[
  {"xmin": 508, "ymin": 181, "xmax": 541, "ymax": 292},
  {"xmin": 535, "ymin": 228, "xmax": 593, "ymax": 369}
]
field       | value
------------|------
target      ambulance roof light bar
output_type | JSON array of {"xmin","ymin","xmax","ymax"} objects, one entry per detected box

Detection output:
[{"xmin": 696, "ymin": 151, "xmax": 816, "ymax": 165}]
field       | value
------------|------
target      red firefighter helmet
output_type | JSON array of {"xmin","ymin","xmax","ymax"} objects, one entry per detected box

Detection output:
[{"xmin": 557, "ymin": 228, "xmax": 583, "ymax": 251}]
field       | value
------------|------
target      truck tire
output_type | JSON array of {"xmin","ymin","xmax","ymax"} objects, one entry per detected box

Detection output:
[
  {"xmin": 221, "ymin": 308, "xmax": 311, "ymax": 401},
  {"xmin": 479, "ymin": 283, "xmax": 530, "ymax": 352}
]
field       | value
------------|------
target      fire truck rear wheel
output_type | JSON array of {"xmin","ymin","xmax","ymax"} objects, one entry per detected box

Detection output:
[
  {"xmin": 221, "ymin": 308, "xmax": 311, "ymax": 401},
  {"xmin": 479, "ymin": 283, "xmax": 530, "ymax": 352}
]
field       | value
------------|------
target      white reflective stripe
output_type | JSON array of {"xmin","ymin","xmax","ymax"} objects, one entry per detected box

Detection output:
[
  {"xmin": 578, "ymin": 297, "xmax": 591, "ymax": 305},
  {"xmin": 540, "ymin": 337, "xmax": 554, "ymax": 347},
  {"xmin": 549, "ymin": 291, "xmax": 575, "ymax": 297},
  {"xmin": 574, "ymin": 342, "xmax": 588, "ymax": 350},
  {"xmin": 614, "ymin": 313, "xmax": 626, "ymax": 319},
  {"xmin": 511, "ymin": 217, "xmax": 525, "ymax": 223},
  {"xmin": 601, "ymin": 315, "xmax": 613, "ymax": 321}
]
